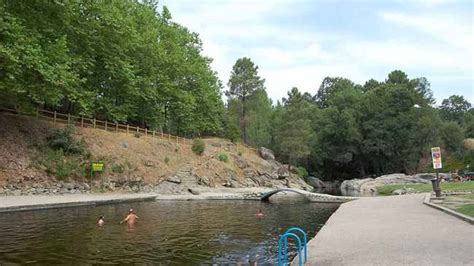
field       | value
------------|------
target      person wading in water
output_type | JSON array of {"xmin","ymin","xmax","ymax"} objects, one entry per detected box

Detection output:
[{"xmin": 120, "ymin": 209, "xmax": 139, "ymax": 225}]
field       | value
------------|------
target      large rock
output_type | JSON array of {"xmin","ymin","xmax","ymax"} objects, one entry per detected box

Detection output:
[
  {"xmin": 277, "ymin": 166, "xmax": 290, "ymax": 180},
  {"xmin": 166, "ymin": 176, "xmax": 182, "ymax": 184},
  {"xmin": 340, "ymin": 173, "xmax": 430, "ymax": 194},
  {"xmin": 306, "ymin": 176, "xmax": 326, "ymax": 188},
  {"xmin": 258, "ymin": 147, "xmax": 275, "ymax": 161}
]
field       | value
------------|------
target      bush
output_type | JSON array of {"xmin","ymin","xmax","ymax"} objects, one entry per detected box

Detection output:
[
  {"xmin": 111, "ymin": 163, "xmax": 125, "ymax": 173},
  {"xmin": 47, "ymin": 125, "xmax": 85, "ymax": 155},
  {"xmin": 218, "ymin": 153, "xmax": 229, "ymax": 163},
  {"xmin": 192, "ymin": 139, "xmax": 205, "ymax": 155},
  {"xmin": 40, "ymin": 149, "xmax": 84, "ymax": 180},
  {"xmin": 238, "ymin": 151, "xmax": 243, "ymax": 156},
  {"xmin": 164, "ymin": 156, "xmax": 170, "ymax": 164},
  {"xmin": 296, "ymin": 166, "xmax": 308, "ymax": 178},
  {"xmin": 134, "ymin": 132, "xmax": 142, "ymax": 138}
]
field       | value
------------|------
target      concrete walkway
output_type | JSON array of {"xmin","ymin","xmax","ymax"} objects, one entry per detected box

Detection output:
[
  {"xmin": 295, "ymin": 194, "xmax": 474, "ymax": 265},
  {"xmin": 0, "ymin": 193, "xmax": 156, "ymax": 213}
]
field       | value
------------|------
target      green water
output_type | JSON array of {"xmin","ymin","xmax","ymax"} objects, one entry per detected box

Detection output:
[{"xmin": 0, "ymin": 200, "xmax": 338, "ymax": 264}]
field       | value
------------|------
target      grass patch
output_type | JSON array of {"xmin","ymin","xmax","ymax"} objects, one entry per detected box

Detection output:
[
  {"xmin": 454, "ymin": 204, "xmax": 474, "ymax": 217},
  {"xmin": 218, "ymin": 153, "xmax": 229, "ymax": 162},
  {"xmin": 376, "ymin": 181, "xmax": 474, "ymax": 196}
]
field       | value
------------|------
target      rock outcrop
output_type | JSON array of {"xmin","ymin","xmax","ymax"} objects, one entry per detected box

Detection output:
[
  {"xmin": 258, "ymin": 147, "xmax": 275, "ymax": 161},
  {"xmin": 340, "ymin": 173, "xmax": 430, "ymax": 194}
]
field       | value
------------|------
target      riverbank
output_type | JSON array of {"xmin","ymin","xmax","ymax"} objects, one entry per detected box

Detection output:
[{"xmin": 294, "ymin": 194, "xmax": 474, "ymax": 265}]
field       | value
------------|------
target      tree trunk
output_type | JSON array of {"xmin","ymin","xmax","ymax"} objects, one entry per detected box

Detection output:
[{"xmin": 242, "ymin": 96, "xmax": 248, "ymax": 144}]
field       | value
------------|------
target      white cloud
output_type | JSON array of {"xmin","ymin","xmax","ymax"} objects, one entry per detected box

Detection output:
[{"xmin": 162, "ymin": 1, "xmax": 473, "ymax": 103}]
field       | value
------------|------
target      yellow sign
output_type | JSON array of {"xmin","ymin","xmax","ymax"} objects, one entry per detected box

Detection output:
[
  {"xmin": 431, "ymin": 147, "xmax": 442, "ymax": 169},
  {"xmin": 92, "ymin": 162, "xmax": 105, "ymax": 172}
]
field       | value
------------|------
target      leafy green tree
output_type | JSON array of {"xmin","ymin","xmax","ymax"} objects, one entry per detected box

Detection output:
[
  {"xmin": 440, "ymin": 121, "xmax": 465, "ymax": 153},
  {"xmin": 279, "ymin": 88, "xmax": 313, "ymax": 169},
  {"xmin": 312, "ymin": 87, "xmax": 363, "ymax": 178},
  {"xmin": 226, "ymin": 57, "xmax": 265, "ymax": 144},
  {"xmin": 439, "ymin": 95, "xmax": 472, "ymax": 124},
  {"xmin": 246, "ymin": 88, "xmax": 273, "ymax": 147},
  {"xmin": 313, "ymin": 77, "xmax": 356, "ymax": 108}
]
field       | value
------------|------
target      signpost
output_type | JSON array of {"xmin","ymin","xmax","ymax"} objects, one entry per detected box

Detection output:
[
  {"xmin": 431, "ymin": 147, "xmax": 442, "ymax": 197},
  {"xmin": 91, "ymin": 162, "xmax": 105, "ymax": 188}
]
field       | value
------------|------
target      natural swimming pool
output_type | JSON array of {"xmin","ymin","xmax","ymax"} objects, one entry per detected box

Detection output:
[{"xmin": 0, "ymin": 200, "xmax": 338, "ymax": 264}]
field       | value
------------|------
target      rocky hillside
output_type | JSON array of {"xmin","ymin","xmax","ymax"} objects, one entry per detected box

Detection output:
[{"xmin": 0, "ymin": 113, "xmax": 311, "ymax": 196}]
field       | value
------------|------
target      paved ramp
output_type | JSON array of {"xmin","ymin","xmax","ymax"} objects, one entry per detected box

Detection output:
[{"xmin": 294, "ymin": 194, "xmax": 474, "ymax": 265}]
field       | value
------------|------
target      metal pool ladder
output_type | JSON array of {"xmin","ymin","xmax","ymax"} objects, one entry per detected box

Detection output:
[{"xmin": 278, "ymin": 227, "xmax": 307, "ymax": 266}]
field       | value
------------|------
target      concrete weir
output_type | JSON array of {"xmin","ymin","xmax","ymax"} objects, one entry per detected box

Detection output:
[
  {"xmin": 260, "ymin": 188, "xmax": 356, "ymax": 203},
  {"xmin": 292, "ymin": 194, "xmax": 474, "ymax": 265}
]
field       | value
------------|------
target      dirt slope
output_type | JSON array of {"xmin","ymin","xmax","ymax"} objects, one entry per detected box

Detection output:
[{"xmin": 0, "ymin": 113, "xmax": 311, "ymax": 194}]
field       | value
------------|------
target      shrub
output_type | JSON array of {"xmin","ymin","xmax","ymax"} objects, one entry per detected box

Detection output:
[
  {"xmin": 134, "ymin": 132, "xmax": 142, "ymax": 138},
  {"xmin": 47, "ymin": 125, "xmax": 85, "ymax": 155},
  {"xmin": 40, "ymin": 149, "xmax": 83, "ymax": 180},
  {"xmin": 296, "ymin": 166, "xmax": 308, "ymax": 178},
  {"xmin": 192, "ymin": 139, "xmax": 205, "ymax": 155},
  {"xmin": 238, "ymin": 151, "xmax": 243, "ymax": 156},
  {"xmin": 218, "ymin": 153, "xmax": 229, "ymax": 163},
  {"xmin": 164, "ymin": 156, "xmax": 170, "ymax": 164},
  {"xmin": 111, "ymin": 163, "xmax": 125, "ymax": 173}
]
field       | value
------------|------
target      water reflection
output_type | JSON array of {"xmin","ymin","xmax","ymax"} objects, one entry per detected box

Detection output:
[{"xmin": 0, "ymin": 200, "xmax": 338, "ymax": 264}]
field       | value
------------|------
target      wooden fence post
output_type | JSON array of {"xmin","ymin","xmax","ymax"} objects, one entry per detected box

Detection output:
[
  {"xmin": 93, "ymin": 118, "xmax": 96, "ymax": 128},
  {"xmin": 126, "ymin": 125, "xmax": 129, "ymax": 134},
  {"xmin": 53, "ymin": 111, "xmax": 57, "ymax": 123},
  {"xmin": 137, "ymin": 126, "xmax": 139, "ymax": 133},
  {"xmin": 176, "ymin": 135, "xmax": 178, "ymax": 144},
  {"xmin": 153, "ymin": 130, "xmax": 155, "ymax": 137},
  {"xmin": 161, "ymin": 131, "xmax": 163, "ymax": 138},
  {"xmin": 105, "ymin": 121, "xmax": 107, "ymax": 131},
  {"xmin": 81, "ymin": 116, "xmax": 84, "ymax": 128},
  {"xmin": 116, "ymin": 123, "xmax": 118, "ymax": 132},
  {"xmin": 145, "ymin": 128, "xmax": 147, "ymax": 136},
  {"xmin": 67, "ymin": 114, "xmax": 71, "ymax": 124},
  {"xmin": 168, "ymin": 133, "xmax": 170, "ymax": 141}
]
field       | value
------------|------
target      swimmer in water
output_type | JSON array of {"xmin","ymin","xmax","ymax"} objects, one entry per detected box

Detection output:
[
  {"xmin": 256, "ymin": 209, "xmax": 264, "ymax": 218},
  {"xmin": 97, "ymin": 215, "xmax": 105, "ymax": 226},
  {"xmin": 120, "ymin": 209, "xmax": 139, "ymax": 225}
]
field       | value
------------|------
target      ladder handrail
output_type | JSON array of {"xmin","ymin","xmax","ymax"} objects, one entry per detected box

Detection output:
[
  {"xmin": 278, "ymin": 232, "xmax": 303, "ymax": 266},
  {"xmin": 285, "ymin": 227, "xmax": 307, "ymax": 263}
]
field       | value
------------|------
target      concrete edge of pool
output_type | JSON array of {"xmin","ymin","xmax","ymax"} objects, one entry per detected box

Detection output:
[
  {"xmin": 0, "ymin": 194, "xmax": 157, "ymax": 213},
  {"xmin": 0, "ymin": 190, "xmax": 355, "ymax": 213}
]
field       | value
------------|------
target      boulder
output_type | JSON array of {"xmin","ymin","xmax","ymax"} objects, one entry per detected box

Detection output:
[
  {"xmin": 392, "ymin": 189, "xmax": 405, "ymax": 195},
  {"xmin": 258, "ymin": 147, "xmax": 275, "ymax": 161},
  {"xmin": 340, "ymin": 173, "xmax": 430, "ymax": 194},
  {"xmin": 188, "ymin": 188, "xmax": 200, "ymax": 195},
  {"xmin": 306, "ymin": 176, "xmax": 326, "ymax": 188},
  {"xmin": 166, "ymin": 176, "xmax": 182, "ymax": 184},
  {"xmin": 277, "ymin": 166, "xmax": 290, "ymax": 180}
]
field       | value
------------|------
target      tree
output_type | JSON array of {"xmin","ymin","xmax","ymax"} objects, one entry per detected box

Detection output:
[
  {"xmin": 439, "ymin": 95, "xmax": 472, "ymax": 124},
  {"xmin": 246, "ymin": 88, "xmax": 273, "ymax": 147},
  {"xmin": 440, "ymin": 121, "xmax": 464, "ymax": 153},
  {"xmin": 313, "ymin": 77, "xmax": 356, "ymax": 108},
  {"xmin": 386, "ymin": 70, "xmax": 409, "ymax": 84},
  {"xmin": 279, "ymin": 88, "xmax": 313, "ymax": 169},
  {"xmin": 0, "ymin": 1, "xmax": 224, "ymax": 137},
  {"xmin": 226, "ymin": 57, "xmax": 265, "ymax": 143}
]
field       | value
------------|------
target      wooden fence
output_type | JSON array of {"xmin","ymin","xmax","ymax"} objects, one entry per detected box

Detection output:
[{"xmin": 0, "ymin": 107, "xmax": 190, "ymax": 145}]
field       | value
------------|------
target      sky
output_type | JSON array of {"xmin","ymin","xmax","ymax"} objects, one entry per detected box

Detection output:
[{"xmin": 160, "ymin": 0, "xmax": 473, "ymax": 104}]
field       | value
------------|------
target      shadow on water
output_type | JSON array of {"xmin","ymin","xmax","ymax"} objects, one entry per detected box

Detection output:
[{"xmin": 0, "ymin": 200, "xmax": 339, "ymax": 264}]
